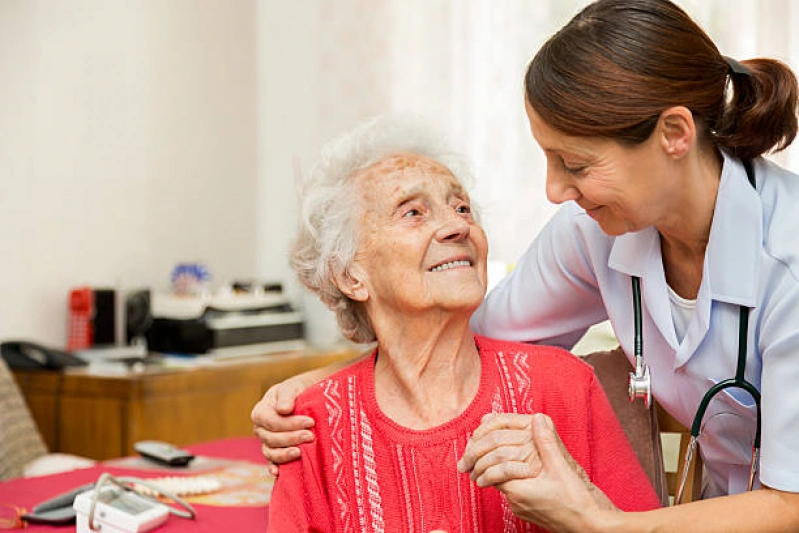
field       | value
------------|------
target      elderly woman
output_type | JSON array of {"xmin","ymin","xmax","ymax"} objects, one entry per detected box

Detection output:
[{"xmin": 266, "ymin": 117, "xmax": 660, "ymax": 532}]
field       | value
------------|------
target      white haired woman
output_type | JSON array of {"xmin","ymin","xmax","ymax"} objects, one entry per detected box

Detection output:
[{"xmin": 265, "ymin": 117, "xmax": 660, "ymax": 532}]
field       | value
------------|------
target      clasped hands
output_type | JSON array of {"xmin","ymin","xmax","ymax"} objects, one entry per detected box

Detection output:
[
  {"xmin": 252, "ymin": 383, "xmax": 616, "ymax": 532},
  {"xmin": 456, "ymin": 412, "xmax": 617, "ymax": 532}
]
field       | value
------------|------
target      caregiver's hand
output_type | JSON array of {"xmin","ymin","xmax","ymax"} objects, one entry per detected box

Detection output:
[
  {"xmin": 251, "ymin": 353, "xmax": 364, "ymax": 475},
  {"xmin": 251, "ymin": 375, "xmax": 315, "ymax": 476},
  {"xmin": 459, "ymin": 413, "xmax": 617, "ymax": 532}
]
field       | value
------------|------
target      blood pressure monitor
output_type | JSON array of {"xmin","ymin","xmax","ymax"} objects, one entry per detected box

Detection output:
[{"xmin": 74, "ymin": 486, "xmax": 169, "ymax": 533}]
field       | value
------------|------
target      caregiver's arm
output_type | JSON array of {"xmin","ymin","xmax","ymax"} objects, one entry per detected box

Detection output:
[
  {"xmin": 596, "ymin": 490, "xmax": 799, "ymax": 533},
  {"xmin": 462, "ymin": 414, "xmax": 799, "ymax": 533},
  {"xmin": 251, "ymin": 354, "xmax": 363, "ymax": 472},
  {"xmin": 470, "ymin": 205, "xmax": 607, "ymax": 348}
]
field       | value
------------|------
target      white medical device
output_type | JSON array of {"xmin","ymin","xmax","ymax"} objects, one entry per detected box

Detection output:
[
  {"xmin": 74, "ymin": 486, "xmax": 169, "ymax": 533},
  {"xmin": 73, "ymin": 473, "xmax": 195, "ymax": 533}
]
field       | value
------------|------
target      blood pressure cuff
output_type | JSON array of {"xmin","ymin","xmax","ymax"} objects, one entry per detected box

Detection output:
[{"xmin": 21, "ymin": 482, "xmax": 95, "ymax": 525}]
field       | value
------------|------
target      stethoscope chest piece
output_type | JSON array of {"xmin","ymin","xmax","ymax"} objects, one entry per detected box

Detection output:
[{"xmin": 628, "ymin": 362, "xmax": 651, "ymax": 408}]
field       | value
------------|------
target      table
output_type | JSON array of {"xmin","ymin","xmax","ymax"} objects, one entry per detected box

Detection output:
[
  {"xmin": 13, "ymin": 347, "xmax": 358, "ymax": 459},
  {"xmin": 0, "ymin": 437, "xmax": 271, "ymax": 532}
]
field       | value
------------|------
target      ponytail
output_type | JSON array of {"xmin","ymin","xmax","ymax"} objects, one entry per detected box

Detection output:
[
  {"xmin": 525, "ymin": 0, "xmax": 799, "ymax": 162},
  {"xmin": 715, "ymin": 59, "xmax": 799, "ymax": 160}
]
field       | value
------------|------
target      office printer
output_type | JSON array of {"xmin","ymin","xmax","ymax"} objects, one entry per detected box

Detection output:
[{"xmin": 146, "ymin": 290, "xmax": 305, "ymax": 358}]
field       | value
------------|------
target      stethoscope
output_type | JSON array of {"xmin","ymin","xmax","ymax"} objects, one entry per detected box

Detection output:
[{"xmin": 627, "ymin": 159, "xmax": 762, "ymax": 503}]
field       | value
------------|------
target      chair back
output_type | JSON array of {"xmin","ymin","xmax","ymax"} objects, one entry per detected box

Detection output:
[
  {"xmin": 656, "ymin": 403, "xmax": 703, "ymax": 504},
  {"xmin": 584, "ymin": 348, "xmax": 704, "ymax": 506},
  {"xmin": 583, "ymin": 348, "xmax": 669, "ymax": 506},
  {"xmin": 0, "ymin": 357, "xmax": 48, "ymax": 480}
]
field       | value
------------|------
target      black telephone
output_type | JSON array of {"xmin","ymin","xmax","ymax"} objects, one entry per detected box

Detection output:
[{"xmin": 0, "ymin": 340, "xmax": 87, "ymax": 370}]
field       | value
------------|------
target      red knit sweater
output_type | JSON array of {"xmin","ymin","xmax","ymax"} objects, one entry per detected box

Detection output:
[{"xmin": 268, "ymin": 335, "xmax": 661, "ymax": 532}]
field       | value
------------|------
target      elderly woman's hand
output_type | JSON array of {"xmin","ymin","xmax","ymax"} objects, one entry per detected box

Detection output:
[
  {"xmin": 457, "ymin": 413, "xmax": 543, "ymax": 483},
  {"xmin": 459, "ymin": 413, "xmax": 617, "ymax": 532},
  {"xmin": 251, "ymin": 376, "xmax": 316, "ymax": 476}
]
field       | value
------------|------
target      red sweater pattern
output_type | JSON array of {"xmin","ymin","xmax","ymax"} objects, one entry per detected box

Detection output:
[{"xmin": 268, "ymin": 335, "xmax": 660, "ymax": 532}]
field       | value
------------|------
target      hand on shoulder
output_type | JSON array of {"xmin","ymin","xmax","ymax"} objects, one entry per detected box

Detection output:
[{"xmin": 251, "ymin": 375, "xmax": 316, "ymax": 475}]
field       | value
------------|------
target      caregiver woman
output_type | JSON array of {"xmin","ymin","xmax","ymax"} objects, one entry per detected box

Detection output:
[{"xmin": 253, "ymin": 0, "xmax": 799, "ymax": 530}]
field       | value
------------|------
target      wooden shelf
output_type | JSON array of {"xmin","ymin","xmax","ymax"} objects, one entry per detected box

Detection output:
[{"xmin": 13, "ymin": 347, "xmax": 359, "ymax": 460}]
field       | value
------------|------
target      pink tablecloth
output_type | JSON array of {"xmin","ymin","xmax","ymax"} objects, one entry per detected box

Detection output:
[{"xmin": 0, "ymin": 437, "xmax": 270, "ymax": 532}]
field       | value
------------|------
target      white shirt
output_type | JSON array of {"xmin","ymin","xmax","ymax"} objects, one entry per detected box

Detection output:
[
  {"xmin": 667, "ymin": 285, "xmax": 696, "ymax": 344},
  {"xmin": 471, "ymin": 154, "xmax": 799, "ymax": 496}
]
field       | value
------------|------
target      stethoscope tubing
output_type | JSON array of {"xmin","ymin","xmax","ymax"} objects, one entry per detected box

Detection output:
[
  {"xmin": 690, "ymin": 306, "xmax": 761, "ymax": 446},
  {"xmin": 631, "ymin": 278, "xmax": 762, "ymax": 502}
]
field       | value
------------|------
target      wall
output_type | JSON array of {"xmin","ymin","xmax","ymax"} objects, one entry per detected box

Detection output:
[
  {"xmin": 254, "ymin": 1, "xmax": 396, "ymax": 346},
  {"xmin": 0, "ymin": 0, "xmax": 257, "ymax": 346}
]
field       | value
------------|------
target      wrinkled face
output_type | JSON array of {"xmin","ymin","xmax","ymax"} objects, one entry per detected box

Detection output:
[
  {"xmin": 525, "ymin": 99, "xmax": 673, "ymax": 236},
  {"xmin": 347, "ymin": 153, "xmax": 488, "ymax": 318}
]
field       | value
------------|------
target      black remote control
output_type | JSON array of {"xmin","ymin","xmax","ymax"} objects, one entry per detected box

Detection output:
[{"xmin": 134, "ymin": 440, "xmax": 195, "ymax": 467}]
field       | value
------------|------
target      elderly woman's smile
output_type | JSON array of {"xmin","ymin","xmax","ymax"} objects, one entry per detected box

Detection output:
[{"xmin": 429, "ymin": 258, "xmax": 473, "ymax": 272}]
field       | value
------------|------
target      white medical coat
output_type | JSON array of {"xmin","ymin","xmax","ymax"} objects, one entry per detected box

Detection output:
[{"xmin": 471, "ymin": 154, "xmax": 799, "ymax": 496}]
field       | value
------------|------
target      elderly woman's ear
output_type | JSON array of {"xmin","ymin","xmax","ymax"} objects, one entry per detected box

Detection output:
[{"xmin": 332, "ymin": 266, "xmax": 369, "ymax": 302}]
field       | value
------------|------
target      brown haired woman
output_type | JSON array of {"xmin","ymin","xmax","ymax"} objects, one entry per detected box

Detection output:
[{"xmin": 254, "ymin": 0, "xmax": 799, "ymax": 530}]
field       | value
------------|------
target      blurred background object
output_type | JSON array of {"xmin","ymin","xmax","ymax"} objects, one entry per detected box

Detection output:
[
  {"xmin": 0, "ymin": 354, "xmax": 94, "ymax": 481},
  {"xmin": 170, "ymin": 263, "xmax": 211, "ymax": 297},
  {"xmin": 147, "ymin": 280, "xmax": 304, "ymax": 358}
]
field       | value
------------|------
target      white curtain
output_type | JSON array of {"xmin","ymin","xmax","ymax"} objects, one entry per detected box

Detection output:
[{"xmin": 312, "ymin": 0, "xmax": 799, "ymax": 266}]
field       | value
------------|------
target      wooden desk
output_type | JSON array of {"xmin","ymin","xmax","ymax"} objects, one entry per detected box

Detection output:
[{"xmin": 12, "ymin": 348, "xmax": 358, "ymax": 460}]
